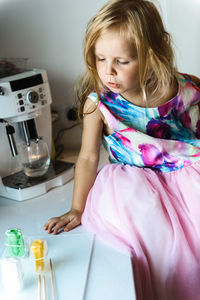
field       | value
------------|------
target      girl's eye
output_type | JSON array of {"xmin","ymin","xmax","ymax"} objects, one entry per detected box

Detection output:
[
  {"xmin": 117, "ymin": 60, "xmax": 129, "ymax": 65},
  {"xmin": 97, "ymin": 57, "xmax": 105, "ymax": 62}
]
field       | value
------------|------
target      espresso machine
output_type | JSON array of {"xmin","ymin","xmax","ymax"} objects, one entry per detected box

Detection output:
[{"xmin": 0, "ymin": 68, "xmax": 74, "ymax": 201}]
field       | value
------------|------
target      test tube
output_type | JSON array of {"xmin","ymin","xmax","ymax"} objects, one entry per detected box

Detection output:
[
  {"xmin": 5, "ymin": 228, "xmax": 26, "ymax": 257},
  {"xmin": 0, "ymin": 257, "xmax": 24, "ymax": 290},
  {"xmin": 30, "ymin": 239, "xmax": 48, "ymax": 273}
]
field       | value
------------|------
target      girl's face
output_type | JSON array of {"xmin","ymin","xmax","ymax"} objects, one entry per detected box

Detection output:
[{"xmin": 95, "ymin": 29, "xmax": 141, "ymax": 102}]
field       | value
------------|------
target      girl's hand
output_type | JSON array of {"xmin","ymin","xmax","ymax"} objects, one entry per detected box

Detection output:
[{"xmin": 43, "ymin": 209, "xmax": 83, "ymax": 234}]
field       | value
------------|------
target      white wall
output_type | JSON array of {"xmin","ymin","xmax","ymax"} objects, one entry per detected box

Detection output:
[
  {"xmin": 0, "ymin": 0, "xmax": 199, "ymax": 150},
  {"xmin": 161, "ymin": 0, "xmax": 200, "ymax": 77},
  {"xmin": 0, "ymin": 0, "xmax": 107, "ymax": 108},
  {"xmin": 0, "ymin": 0, "xmax": 107, "ymax": 149}
]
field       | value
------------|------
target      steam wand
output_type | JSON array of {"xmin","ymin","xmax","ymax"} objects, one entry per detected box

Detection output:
[
  {"xmin": 0, "ymin": 119, "xmax": 18, "ymax": 157},
  {"xmin": 6, "ymin": 124, "xmax": 18, "ymax": 156}
]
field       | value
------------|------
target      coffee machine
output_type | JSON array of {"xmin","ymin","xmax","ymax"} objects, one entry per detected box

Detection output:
[{"xmin": 0, "ymin": 68, "xmax": 74, "ymax": 201}]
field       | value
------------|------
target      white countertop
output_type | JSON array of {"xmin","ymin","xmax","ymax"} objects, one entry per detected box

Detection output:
[{"xmin": 0, "ymin": 177, "xmax": 136, "ymax": 300}]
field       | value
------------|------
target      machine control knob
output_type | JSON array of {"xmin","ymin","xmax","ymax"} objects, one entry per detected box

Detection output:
[{"xmin": 26, "ymin": 90, "xmax": 39, "ymax": 104}]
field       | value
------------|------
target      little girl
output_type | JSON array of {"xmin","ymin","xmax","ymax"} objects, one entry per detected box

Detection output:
[{"xmin": 44, "ymin": 0, "xmax": 200, "ymax": 299}]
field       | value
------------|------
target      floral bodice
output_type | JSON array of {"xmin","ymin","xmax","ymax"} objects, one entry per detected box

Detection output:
[{"xmin": 89, "ymin": 73, "xmax": 200, "ymax": 172}]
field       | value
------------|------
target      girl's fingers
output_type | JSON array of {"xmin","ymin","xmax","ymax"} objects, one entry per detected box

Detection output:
[
  {"xmin": 46, "ymin": 221, "xmax": 57, "ymax": 233},
  {"xmin": 43, "ymin": 221, "xmax": 50, "ymax": 230},
  {"xmin": 43, "ymin": 212, "xmax": 82, "ymax": 234},
  {"xmin": 52, "ymin": 218, "xmax": 70, "ymax": 235},
  {"xmin": 43, "ymin": 218, "xmax": 58, "ymax": 231},
  {"xmin": 43, "ymin": 217, "xmax": 66, "ymax": 233},
  {"xmin": 64, "ymin": 217, "xmax": 81, "ymax": 232}
]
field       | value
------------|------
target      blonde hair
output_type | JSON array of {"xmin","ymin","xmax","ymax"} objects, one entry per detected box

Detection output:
[{"xmin": 77, "ymin": 0, "xmax": 177, "ymax": 119}]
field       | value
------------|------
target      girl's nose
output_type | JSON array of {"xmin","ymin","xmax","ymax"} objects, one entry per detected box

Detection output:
[{"xmin": 105, "ymin": 62, "xmax": 116, "ymax": 75}]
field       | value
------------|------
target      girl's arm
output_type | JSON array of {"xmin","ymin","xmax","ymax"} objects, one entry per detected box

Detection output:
[{"xmin": 44, "ymin": 98, "xmax": 103, "ymax": 234}]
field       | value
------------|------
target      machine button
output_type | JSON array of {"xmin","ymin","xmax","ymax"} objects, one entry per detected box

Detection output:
[
  {"xmin": 0, "ymin": 87, "xmax": 5, "ymax": 95},
  {"xmin": 17, "ymin": 93, "xmax": 22, "ymax": 99},
  {"xmin": 20, "ymin": 106, "xmax": 25, "ymax": 112},
  {"xmin": 19, "ymin": 100, "xmax": 24, "ymax": 105},
  {"xmin": 26, "ymin": 91, "xmax": 39, "ymax": 104}
]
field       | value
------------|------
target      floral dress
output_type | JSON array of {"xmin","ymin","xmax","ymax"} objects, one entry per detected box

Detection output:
[{"xmin": 82, "ymin": 73, "xmax": 200, "ymax": 300}]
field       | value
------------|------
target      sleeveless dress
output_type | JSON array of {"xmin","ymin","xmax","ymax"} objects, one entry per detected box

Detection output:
[{"xmin": 81, "ymin": 73, "xmax": 200, "ymax": 300}]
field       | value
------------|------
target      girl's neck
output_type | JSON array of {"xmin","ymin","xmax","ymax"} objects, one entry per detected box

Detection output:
[
  {"xmin": 147, "ymin": 78, "xmax": 178, "ymax": 108},
  {"xmin": 120, "ymin": 78, "xmax": 178, "ymax": 108}
]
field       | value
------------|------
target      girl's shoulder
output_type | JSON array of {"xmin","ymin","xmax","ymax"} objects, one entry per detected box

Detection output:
[
  {"xmin": 179, "ymin": 73, "xmax": 200, "ymax": 89},
  {"xmin": 88, "ymin": 90, "xmax": 115, "ymax": 106},
  {"xmin": 88, "ymin": 91, "xmax": 98, "ymax": 106},
  {"xmin": 189, "ymin": 75, "xmax": 200, "ymax": 87},
  {"xmin": 176, "ymin": 73, "xmax": 200, "ymax": 109},
  {"xmin": 84, "ymin": 94, "xmax": 106, "ymax": 123}
]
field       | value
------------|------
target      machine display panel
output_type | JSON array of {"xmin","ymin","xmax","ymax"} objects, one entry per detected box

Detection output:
[{"xmin": 10, "ymin": 74, "xmax": 43, "ymax": 92}]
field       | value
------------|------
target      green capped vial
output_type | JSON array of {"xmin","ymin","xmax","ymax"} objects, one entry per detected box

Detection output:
[{"xmin": 5, "ymin": 229, "xmax": 25, "ymax": 257}]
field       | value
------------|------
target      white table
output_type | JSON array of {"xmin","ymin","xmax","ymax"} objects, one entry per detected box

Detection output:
[{"xmin": 0, "ymin": 179, "xmax": 136, "ymax": 300}]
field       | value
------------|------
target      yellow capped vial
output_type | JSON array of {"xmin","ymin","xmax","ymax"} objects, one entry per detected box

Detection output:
[{"xmin": 30, "ymin": 239, "xmax": 48, "ymax": 273}]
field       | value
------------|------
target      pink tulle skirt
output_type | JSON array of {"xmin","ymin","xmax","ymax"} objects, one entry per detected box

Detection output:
[{"xmin": 81, "ymin": 161, "xmax": 200, "ymax": 300}]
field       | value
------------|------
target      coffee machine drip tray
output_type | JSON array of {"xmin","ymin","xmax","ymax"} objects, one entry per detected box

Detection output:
[{"xmin": 0, "ymin": 160, "xmax": 75, "ymax": 201}]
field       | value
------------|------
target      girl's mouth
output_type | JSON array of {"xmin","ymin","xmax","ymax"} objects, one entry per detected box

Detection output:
[{"xmin": 107, "ymin": 82, "xmax": 120, "ymax": 89}]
